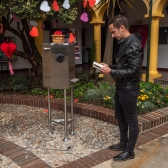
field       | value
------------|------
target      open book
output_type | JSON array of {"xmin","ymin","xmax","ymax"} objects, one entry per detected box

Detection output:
[{"xmin": 93, "ymin": 61, "xmax": 104, "ymax": 70}]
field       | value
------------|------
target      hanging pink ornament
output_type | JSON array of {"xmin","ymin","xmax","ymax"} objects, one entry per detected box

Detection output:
[
  {"xmin": 52, "ymin": 0, "xmax": 60, "ymax": 11},
  {"xmin": 41, "ymin": 23, "xmax": 45, "ymax": 30},
  {"xmin": 80, "ymin": 12, "xmax": 89, "ymax": 22},
  {"xmin": 1, "ymin": 42, "xmax": 17, "ymax": 59},
  {"xmin": 12, "ymin": 14, "xmax": 19, "ymax": 22},
  {"xmin": 9, "ymin": 62, "xmax": 14, "ymax": 75}
]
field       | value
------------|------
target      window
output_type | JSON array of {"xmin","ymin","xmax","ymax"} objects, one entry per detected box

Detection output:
[{"xmin": 159, "ymin": 27, "xmax": 168, "ymax": 44}]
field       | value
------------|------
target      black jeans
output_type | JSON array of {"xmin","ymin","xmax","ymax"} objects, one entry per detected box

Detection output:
[{"xmin": 114, "ymin": 89, "xmax": 139, "ymax": 152}]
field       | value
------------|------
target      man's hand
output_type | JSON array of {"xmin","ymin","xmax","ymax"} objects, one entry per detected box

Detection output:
[
  {"xmin": 100, "ymin": 63, "xmax": 109, "ymax": 67},
  {"xmin": 100, "ymin": 63, "xmax": 111, "ymax": 74}
]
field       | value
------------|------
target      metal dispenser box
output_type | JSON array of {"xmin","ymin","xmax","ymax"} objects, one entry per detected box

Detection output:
[{"xmin": 42, "ymin": 43, "xmax": 75, "ymax": 89}]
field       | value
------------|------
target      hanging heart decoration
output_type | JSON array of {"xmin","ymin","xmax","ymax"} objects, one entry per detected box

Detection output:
[
  {"xmin": 29, "ymin": 26, "xmax": 39, "ymax": 37},
  {"xmin": 63, "ymin": 0, "xmax": 70, "ymax": 9},
  {"xmin": 40, "ymin": 1, "xmax": 51, "ymax": 12},
  {"xmin": 41, "ymin": 23, "xmax": 45, "ymax": 30},
  {"xmin": 0, "ymin": 42, "xmax": 17, "ymax": 58},
  {"xmin": 83, "ymin": 0, "xmax": 87, "ymax": 8},
  {"xmin": 69, "ymin": 32, "xmax": 75, "ymax": 43},
  {"xmin": 30, "ymin": 20, "xmax": 38, "ymax": 26},
  {"xmin": 52, "ymin": 0, "xmax": 60, "ymax": 11},
  {"xmin": 88, "ymin": 0, "xmax": 96, "ymax": 7},
  {"xmin": 12, "ymin": 14, "xmax": 19, "ymax": 22},
  {"xmin": 80, "ymin": 12, "xmax": 89, "ymax": 22}
]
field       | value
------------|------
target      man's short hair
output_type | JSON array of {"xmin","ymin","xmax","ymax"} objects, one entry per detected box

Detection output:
[{"xmin": 108, "ymin": 15, "xmax": 128, "ymax": 30}]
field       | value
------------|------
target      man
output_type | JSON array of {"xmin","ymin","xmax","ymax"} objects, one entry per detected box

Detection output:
[{"xmin": 100, "ymin": 15, "xmax": 143, "ymax": 161}]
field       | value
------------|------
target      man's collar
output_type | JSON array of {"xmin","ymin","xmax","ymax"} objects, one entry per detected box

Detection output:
[{"xmin": 117, "ymin": 33, "xmax": 134, "ymax": 44}]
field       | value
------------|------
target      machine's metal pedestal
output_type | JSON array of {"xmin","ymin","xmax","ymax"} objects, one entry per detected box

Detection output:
[
  {"xmin": 42, "ymin": 43, "xmax": 78, "ymax": 141},
  {"xmin": 47, "ymin": 86, "xmax": 75, "ymax": 142}
]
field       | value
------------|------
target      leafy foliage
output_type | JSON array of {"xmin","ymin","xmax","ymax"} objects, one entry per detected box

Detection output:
[
  {"xmin": 137, "ymin": 82, "xmax": 168, "ymax": 114},
  {"xmin": 9, "ymin": 75, "xmax": 30, "ymax": 93},
  {"xmin": 0, "ymin": 0, "xmax": 79, "ymax": 24},
  {"xmin": 0, "ymin": 0, "xmax": 83, "ymax": 83},
  {"xmin": 31, "ymin": 88, "xmax": 43, "ymax": 95},
  {"xmin": 58, "ymin": 7, "xmax": 78, "ymax": 25},
  {"xmin": 89, "ymin": 40, "xmax": 97, "ymax": 65},
  {"xmin": 2, "ymin": 70, "xmax": 168, "ymax": 115},
  {"xmin": 80, "ymin": 82, "xmax": 115, "ymax": 108}
]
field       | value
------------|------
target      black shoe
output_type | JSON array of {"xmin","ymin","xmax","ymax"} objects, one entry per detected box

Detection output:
[
  {"xmin": 109, "ymin": 143, "xmax": 126, "ymax": 151},
  {"xmin": 113, "ymin": 151, "xmax": 135, "ymax": 161}
]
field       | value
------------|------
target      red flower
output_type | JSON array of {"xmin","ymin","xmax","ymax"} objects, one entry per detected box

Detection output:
[
  {"xmin": 74, "ymin": 99, "xmax": 79, "ymax": 103},
  {"xmin": 43, "ymin": 109, "xmax": 48, "ymax": 113}
]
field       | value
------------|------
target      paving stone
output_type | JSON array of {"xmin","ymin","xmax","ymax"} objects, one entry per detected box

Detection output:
[
  {"xmin": 0, "ymin": 103, "xmax": 119, "ymax": 167},
  {"xmin": 1, "ymin": 97, "xmax": 168, "ymax": 168}
]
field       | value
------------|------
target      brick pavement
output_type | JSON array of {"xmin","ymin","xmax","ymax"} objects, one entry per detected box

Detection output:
[
  {"xmin": 0, "ymin": 123, "xmax": 168, "ymax": 168},
  {"xmin": 0, "ymin": 138, "xmax": 50, "ymax": 168},
  {"xmin": 1, "ymin": 94, "xmax": 168, "ymax": 167}
]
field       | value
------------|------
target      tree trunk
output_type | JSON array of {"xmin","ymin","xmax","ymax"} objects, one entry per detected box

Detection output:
[
  {"xmin": 14, "ymin": 50, "xmax": 42, "ymax": 84},
  {"xmin": 103, "ymin": 1, "xmax": 115, "ymax": 85}
]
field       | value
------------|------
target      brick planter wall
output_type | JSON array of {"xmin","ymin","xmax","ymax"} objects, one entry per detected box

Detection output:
[{"xmin": 0, "ymin": 94, "xmax": 168, "ymax": 132}]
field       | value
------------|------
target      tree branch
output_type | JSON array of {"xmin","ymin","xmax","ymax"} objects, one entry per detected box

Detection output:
[
  {"xmin": 17, "ymin": 21, "xmax": 24, "ymax": 33},
  {"xmin": 14, "ymin": 50, "xmax": 37, "ymax": 66},
  {"xmin": 21, "ymin": 18, "xmax": 42, "ymax": 62},
  {"xmin": 7, "ymin": 12, "xmax": 13, "ymax": 25},
  {"xmin": 7, "ymin": 25, "xmax": 31, "ymax": 53}
]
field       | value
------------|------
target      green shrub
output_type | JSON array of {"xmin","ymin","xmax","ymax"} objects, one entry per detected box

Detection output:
[
  {"xmin": 9, "ymin": 76, "xmax": 30, "ymax": 93},
  {"xmin": 81, "ymin": 89, "xmax": 102, "ymax": 102},
  {"xmin": 89, "ymin": 40, "xmax": 96, "ymax": 65},
  {"xmin": 52, "ymin": 89, "xmax": 63, "ymax": 98},
  {"xmin": 102, "ymin": 86, "xmax": 115, "ymax": 109},
  {"xmin": 80, "ymin": 82, "xmax": 115, "ymax": 109},
  {"xmin": 3, "ymin": 70, "xmax": 168, "ymax": 115},
  {"xmin": 137, "ymin": 101, "xmax": 157, "ymax": 114},
  {"xmin": 31, "ymin": 88, "xmax": 43, "ymax": 95},
  {"xmin": 79, "ymin": 81, "xmax": 168, "ymax": 114},
  {"xmin": 137, "ymin": 81, "xmax": 168, "ymax": 114}
]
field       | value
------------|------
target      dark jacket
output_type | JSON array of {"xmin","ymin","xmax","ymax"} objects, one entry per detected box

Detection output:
[{"xmin": 110, "ymin": 34, "xmax": 144, "ymax": 90}]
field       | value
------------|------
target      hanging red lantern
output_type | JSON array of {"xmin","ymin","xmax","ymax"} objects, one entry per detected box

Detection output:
[
  {"xmin": 69, "ymin": 32, "xmax": 75, "ymax": 43},
  {"xmin": 83, "ymin": 0, "xmax": 87, "ymax": 8},
  {"xmin": 0, "ymin": 42, "xmax": 17, "ymax": 58},
  {"xmin": 88, "ymin": 0, "xmax": 96, "ymax": 7},
  {"xmin": 52, "ymin": 0, "xmax": 60, "ymax": 11},
  {"xmin": 29, "ymin": 26, "xmax": 39, "ymax": 37},
  {"xmin": 0, "ymin": 41, "xmax": 16, "ymax": 75}
]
